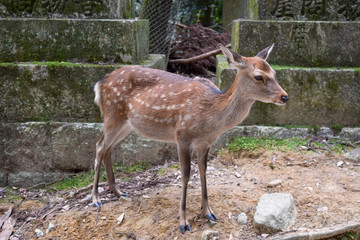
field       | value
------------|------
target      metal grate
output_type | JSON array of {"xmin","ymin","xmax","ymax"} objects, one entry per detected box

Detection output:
[{"xmin": 138, "ymin": 0, "xmax": 181, "ymax": 63}]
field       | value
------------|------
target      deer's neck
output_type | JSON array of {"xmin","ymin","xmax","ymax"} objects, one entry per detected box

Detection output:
[{"xmin": 215, "ymin": 72, "xmax": 255, "ymax": 131}]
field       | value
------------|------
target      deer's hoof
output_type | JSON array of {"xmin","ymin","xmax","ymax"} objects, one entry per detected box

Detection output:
[
  {"xmin": 205, "ymin": 213, "xmax": 218, "ymax": 221},
  {"xmin": 93, "ymin": 202, "xmax": 103, "ymax": 207},
  {"xmin": 179, "ymin": 224, "xmax": 191, "ymax": 234}
]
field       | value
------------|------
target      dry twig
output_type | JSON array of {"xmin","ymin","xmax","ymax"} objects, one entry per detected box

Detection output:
[
  {"xmin": 269, "ymin": 220, "xmax": 360, "ymax": 240},
  {"xmin": 168, "ymin": 44, "xmax": 231, "ymax": 64}
]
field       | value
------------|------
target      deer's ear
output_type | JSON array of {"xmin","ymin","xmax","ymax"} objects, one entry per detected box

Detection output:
[
  {"xmin": 256, "ymin": 43, "xmax": 274, "ymax": 60},
  {"xmin": 219, "ymin": 45, "xmax": 246, "ymax": 67}
]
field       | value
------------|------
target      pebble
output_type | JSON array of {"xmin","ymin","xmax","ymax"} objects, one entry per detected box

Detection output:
[
  {"xmin": 237, "ymin": 212, "xmax": 248, "ymax": 225},
  {"xmin": 35, "ymin": 229, "xmax": 43, "ymax": 238},
  {"xmin": 45, "ymin": 222, "xmax": 55, "ymax": 234},
  {"xmin": 337, "ymin": 161, "xmax": 344, "ymax": 168},
  {"xmin": 120, "ymin": 196, "xmax": 132, "ymax": 202},
  {"xmin": 317, "ymin": 206, "xmax": 328, "ymax": 213},
  {"xmin": 266, "ymin": 179, "xmax": 282, "ymax": 188},
  {"xmin": 234, "ymin": 172, "xmax": 241, "ymax": 178},
  {"xmin": 142, "ymin": 195, "xmax": 150, "ymax": 199},
  {"xmin": 117, "ymin": 213, "xmax": 125, "ymax": 225}
]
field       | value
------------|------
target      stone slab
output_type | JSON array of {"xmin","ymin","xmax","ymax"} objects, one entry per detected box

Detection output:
[
  {"xmin": 232, "ymin": 20, "xmax": 360, "ymax": 67},
  {"xmin": 0, "ymin": 0, "xmax": 135, "ymax": 19},
  {"xmin": 0, "ymin": 54, "xmax": 165, "ymax": 123},
  {"xmin": 258, "ymin": 0, "xmax": 360, "ymax": 21},
  {"xmin": 216, "ymin": 55, "xmax": 360, "ymax": 126},
  {"xmin": 0, "ymin": 18, "xmax": 148, "ymax": 64},
  {"xmin": 1, "ymin": 122, "xmax": 359, "ymax": 187}
]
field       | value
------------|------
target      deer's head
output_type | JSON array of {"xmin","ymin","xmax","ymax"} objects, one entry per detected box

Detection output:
[{"xmin": 220, "ymin": 44, "xmax": 289, "ymax": 105}]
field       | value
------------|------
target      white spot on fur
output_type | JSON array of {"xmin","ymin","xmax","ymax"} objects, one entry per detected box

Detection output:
[
  {"xmin": 146, "ymin": 103, "xmax": 150, "ymax": 107},
  {"xmin": 152, "ymin": 106, "xmax": 160, "ymax": 110},
  {"xmin": 123, "ymin": 86, "xmax": 127, "ymax": 91},
  {"xmin": 109, "ymin": 82, "xmax": 113, "ymax": 86},
  {"xmin": 160, "ymin": 94, "xmax": 166, "ymax": 98},
  {"xmin": 129, "ymin": 103, "xmax": 133, "ymax": 109},
  {"xmin": 117, "ymin": 92, "xmax": 120, "ymax": 96},
  {"xmin": 184, "ymin": 115, "xmax": 191, "ymax": 121},
  {"xmin": 106, "ymin": 100, "xmax": 111, "ymax": 106},
  {"xmin": 113, "ymin": 87, "xmax": 117, "ymax": 92}
]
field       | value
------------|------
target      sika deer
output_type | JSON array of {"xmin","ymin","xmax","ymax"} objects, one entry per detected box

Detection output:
[{"xmin": 91, "ymin": 44, "xmax": 289, "ymax": 233}]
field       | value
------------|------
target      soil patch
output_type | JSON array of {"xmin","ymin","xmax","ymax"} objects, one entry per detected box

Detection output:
[{"xmin": 2, "ymin": 150, "xmax": 360, "ymax": 239}]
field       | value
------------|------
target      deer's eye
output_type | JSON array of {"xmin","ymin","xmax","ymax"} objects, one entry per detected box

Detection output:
[{"xmin": 254, "ymin": 76, "xmax": 264, "ymax": 82}]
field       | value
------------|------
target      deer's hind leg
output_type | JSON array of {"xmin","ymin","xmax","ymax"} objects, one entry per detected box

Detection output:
[{"xmin": 92, "ymin": 120, "xmax": 133, "ymax": 207}]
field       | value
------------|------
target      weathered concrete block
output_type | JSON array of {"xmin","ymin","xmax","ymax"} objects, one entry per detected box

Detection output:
[
  {"xmin": 0, "ymin": 0, "xmax": 135, "ymax": 19},
  {"xmin": 258, "ymin": 0, "xmax": 360, "ymax": 21},
  {"xmin": 1, "ymin": 122, "xmax": 177, "ymax": 187},
  {"xmin": 232, "ymin": 20, "xmax": 360, "ymax": 67},
  {"xmin": 216, "ymin": 55, "xmax": 360, "ymax": 126},
  {"xmin": 254, "ymin": 193, "xmax": 297, "ymax": 233},
  {"xmin": 0, "ymin": 18, "xmax": 148, "ymax": 63},
  {"xmin": 0, "ymin": 54, "xmax": 165, "ymax": 123},
  {"xmin": 2, "ymin": 122, "xmax": 360, "ymax": 187}
]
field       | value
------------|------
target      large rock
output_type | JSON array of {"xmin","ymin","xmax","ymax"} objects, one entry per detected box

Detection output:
[
  {"xmin": 0, "ymin": 0, "xmax": 135, "ymax": 19},
  {"xmin": 0, "ymin": 54, "xmax": 165, "ymax": 123},
  {"xmin": 232, "ymin": 19, "xmax": 360, "ymax": 67},
  {"xmin": 344, "ymin": 148, "xmax": 360, "ymax": 162},
  {"xmin": 254, "ymin": 193, "xmax": 297, "ymax": 233},
  {"xmin": 0, "ymin": 18, "xmax": 148, "ymax": 64},
  {"xmin": 216, "ymin": 55, "xmax": 360, "ymax": 126}
]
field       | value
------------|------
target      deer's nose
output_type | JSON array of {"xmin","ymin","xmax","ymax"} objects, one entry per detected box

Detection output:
[{"xmin": 281, "ymin": 95, "xmax": 289, "ymax": 103}]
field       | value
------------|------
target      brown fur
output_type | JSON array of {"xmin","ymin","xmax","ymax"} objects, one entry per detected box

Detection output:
[{"xmin": 91, "ymin": 46, "xmax": 288, "ymax": 233}]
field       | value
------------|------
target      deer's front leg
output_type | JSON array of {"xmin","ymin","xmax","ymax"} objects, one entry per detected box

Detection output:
[
  {"xmin": 198, "ymin": 148, "xmax": 217, "ymax": 221},
  {"xmin": 92, "ymin": 134, "xmax": 104, "ymax": 207},
  {"xmin": 178, "ymin": 144, "xmax": 192, "ymax": 233}
]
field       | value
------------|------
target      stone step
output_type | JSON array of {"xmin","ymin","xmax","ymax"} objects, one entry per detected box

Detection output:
[
  {"xmin": 0, "ymin": 54, "xmax": 165, "ymax": 123},
  {"xmin": 0, "ymin": 18, "xmax": 148, "ymax": 64},
  {"xmin": 0, "ymin": 0, "xmax": 134, "ymax": 19},
  {"xmin": 1, "ymin": 122, "xmax": 359, "ymax": 187},
  {"xmin": 232, "ymin": 19, "xmax": 360, "ymax": 67},
  {"xmin": 216, "ymin": 55, "xmax": 360, "ymax": 126}
]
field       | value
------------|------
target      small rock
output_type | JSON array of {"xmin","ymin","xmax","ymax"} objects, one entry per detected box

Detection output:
[
  {"xmin": 261, "ymin": 233, "xmax": 269, "ymax": 238},
  {"xmin": 68, "ymin": 191, "xmax": 76, "ymax": 198},
  {"xmin": 35, "ymin": 229, "xmax": 43, "ymax": 238},
  {"xmin": 237, "ymin": 212, "xmax": 247, "ymax": 225},
  {"xmin": 234, "ymin": 172, "xmax": 241, "ymax": 178},
  {"xmin": 117, "ymin": 213, "xmax": 125, "ymax": 225},
  {"xmin": 98, "ymin": 187, "xmax": 105, "ymax": 193},
  {"xmin": 142, "ymin": 195, "xmax": 150, "ymax": 199},
  {"xmin": 45, "ymin": 222, "xmax": 55, "ymax": 234},
  {"xmin": 201, "ymin": 230, "xmax": 219, "ymax": 240},
  {"xmin": 266, "ymin": 179, "xmax": 282, "ymax": 188},
  {"xmin": 317, "ymin": 206, "xmax": 328, "ymax": 213},
  {"xmin": 228, "ymin": 212, "xmax": 232, "ymax": 219},
  {"xmin": 101, "ymin": 216, "xmax": 106, "ymax": 220},
  {"xmin": 337, "ymin": 161, "xmax": 344, "ymax": 167}
]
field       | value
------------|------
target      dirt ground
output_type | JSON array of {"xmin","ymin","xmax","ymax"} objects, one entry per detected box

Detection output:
[{"xmin": 2, "ymin": 149, "xmax": 360, "ymax": 240}]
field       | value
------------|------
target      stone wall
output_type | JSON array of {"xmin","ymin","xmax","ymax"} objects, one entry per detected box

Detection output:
[
  {"xmin": 0, "ymin": 18, "xmax": 149, "ymax": 64},
  {"xmin": 231, "ymin": 20, "xmax": 360, "ymax": 67},
  {"xmin": 0, "ymin": 0, "xmax": 135, "ymax": 19},
  {"xmin": 258, "ymin": 0, "xmax": 360, "ymax": 21},
  {"xmin": 0, "ymin": 55, "xmax": 165, "ymax": 123},
  {"xmin": 2, "ymin": 122, "xmax": 359, "ymax": 187},
  {"xmin": 216, "ymin": 55, "xmax": 360, "ymax": 126}
]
